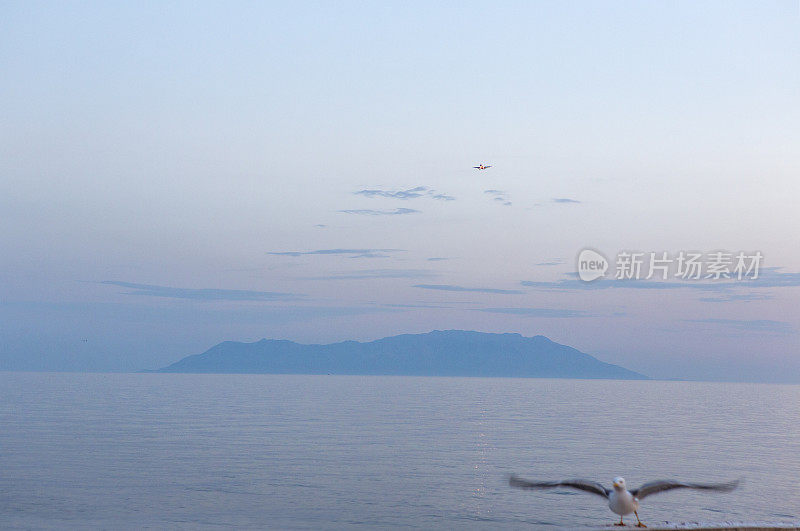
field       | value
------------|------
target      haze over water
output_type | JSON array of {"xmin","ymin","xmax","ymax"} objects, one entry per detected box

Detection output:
[{"xmin": 2, "ymin": 373, "xmax": 798, "ymax": 529}]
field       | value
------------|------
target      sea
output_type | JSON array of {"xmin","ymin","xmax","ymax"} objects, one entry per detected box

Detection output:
[{"xmin": 1, "ymin": 373, "xmax": 798, "ymax": 529}]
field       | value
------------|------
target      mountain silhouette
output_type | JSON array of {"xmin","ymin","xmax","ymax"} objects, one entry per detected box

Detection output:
[{"xmin": 155, "ymin": 330, "xmax": 646, "ymax": 379}]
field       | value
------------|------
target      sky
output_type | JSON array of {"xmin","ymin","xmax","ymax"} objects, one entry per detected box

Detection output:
[{"xmin": 1, "ymin": 1, "xmax": 799, "ymax": 381}]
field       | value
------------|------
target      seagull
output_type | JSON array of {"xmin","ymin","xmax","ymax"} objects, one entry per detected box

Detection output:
[
  {"xmin": 509, "ymin": 475, "xmax": 739, "ymax": 527},
  {"xmin": 473, "ymin": 164, "xmax": 492, "ymax": 170}
]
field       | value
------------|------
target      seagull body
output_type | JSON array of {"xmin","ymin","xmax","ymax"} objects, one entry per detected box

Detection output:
[
  {"xmin": 608, "ymin": 478, "xmax": 639, "ymax": 524},
  {"xmin": 509, "ymin": 475, "xmax": 739, "ymax": 527}
]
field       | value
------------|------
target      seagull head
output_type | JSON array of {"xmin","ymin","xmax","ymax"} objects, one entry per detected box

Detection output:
[{"xmin": 612, "ymin": 477, "xmax": 627, "ymax": 491}]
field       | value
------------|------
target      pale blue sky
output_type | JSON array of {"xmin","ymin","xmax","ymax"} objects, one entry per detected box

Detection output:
[{"xmin": 1, "ymin": 1, "xmax": 799, "ymax": 380}]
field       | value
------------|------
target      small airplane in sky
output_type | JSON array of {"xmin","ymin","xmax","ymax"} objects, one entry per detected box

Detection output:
[{"xmin": 473, "ymin": 164, "xmax": 492, "ymax": 170}]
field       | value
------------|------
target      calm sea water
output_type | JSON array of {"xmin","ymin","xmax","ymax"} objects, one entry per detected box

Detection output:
[{"xmin": 1, "ymin": 373, "xmax": 798, "ymax": 529}]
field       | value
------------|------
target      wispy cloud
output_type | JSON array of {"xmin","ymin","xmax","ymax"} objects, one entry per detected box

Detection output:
[
  {"xmin": 484, "ymin": 189, "xmax": 511, "ymax": 206},
  {"xmin": 269, "ymin": 248, "xmax": 404, "ymax": 258},
  {"xmin": 355, "ymin": 186, "xmax": 427, "ymax": 199},
  {"xmin": 100, "ymin": 281, "xmax": 298, "ymax": 301},
  {"xmin": 382, "ymin": 303, "xmax": 460, "ymax": 309},
  {"xmin": 521, "ymin": 277, "xmax": 694, "ymax": 291},
  {"xmin": 379, "ymin": 301, "xmax": 476, "ymax": 308},
  {"xmin": 699, "ymin": 293, "xmax": 773, "ymax": 303},
  {"xmin": 536, "ymin": 260, "xmax": 564, "ymax": 266},
  {"xmin": 354, "ymin": 186, "xmax": 455, "ymax": 201},
  {"xmin": 340, "ymin": 208, "xmax": 420, "ymax": 216},
  {"xmin": 746, "ymin": 268, "xmax": 800, "ymax": 288},
  {"xmin": 305, "ymin": 269, "xmax": 438, "ymax": 280},
  {"xmin": 684, "ymin": 318, "xmax": 796, "ymax": 334},
  {"xmin": 476, "ymin": 307, "xmax": 588, "ymax": 318},
  {"xmin": 350, "ymin": 252, "xmax": 391, "ymax": 258},
  {"xmin": 1, "ymin": 301, "xmax": 404, "ymax": 335},
  {"xmin": 413, "ymin": 284, "xmax": 524, "ymax": 294},
  {"xmin": 427, "ymin": 257, "xmax": 449, "ymax": 262},
  {"xmin": 553, "ymin": 197, "xmax": 581, "ymax": 204},
  {"xmin": 521, "ymin": 268, "xmax": 800, "ymax": 293}
]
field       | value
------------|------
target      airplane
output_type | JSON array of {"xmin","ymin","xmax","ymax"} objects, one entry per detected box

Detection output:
[{"xmin": 473, "ymin": 164, "xmax": 492, "ymax": 170}]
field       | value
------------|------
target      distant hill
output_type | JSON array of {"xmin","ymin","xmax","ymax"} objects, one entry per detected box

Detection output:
[{"xmin": 155, "ymin": 330, "xmax": 647, "ymax": 379}]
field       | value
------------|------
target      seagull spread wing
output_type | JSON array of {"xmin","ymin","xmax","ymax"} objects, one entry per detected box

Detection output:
[
  {"xmin": 631, "ymin": 479, "xmax": 740, "ymax": 500},
  {"xmin": 509, "ymin": 475, "xmax": 609, "ymax": 498}
]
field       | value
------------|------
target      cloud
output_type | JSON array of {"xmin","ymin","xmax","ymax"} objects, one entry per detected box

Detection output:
[
  {"xmin": 340, "ymin": 208, "xmax": 420, "ymax": 216},
  {"xmin": 355, "ymin": 186, "xmax": 427, "ymax": 199},
  {"xmin": 484, "ymin": 189, "xmax": 511, "ymax": 206},
  {"xmin": 349, "ymin": 252, "xmax": 392, "ymax": 258},
  {"xmin": 521, "ymin": 277, "xmax": 697, "ymax": 291},
  {"xmin": 745, "ymin": 268, "xmax": 800, "ymax": 288},
  {"xmin": 413, "ymin": 284, "xmax": 524, "ymax": 295},
  {"xmin": 100, "ymin": 281, "xmax": 298, "ymax": 301},
  {"xmin": 354, "ymin": 186, "xmax": 455, "ymax": 201},
  {"xmin": 536, "ymin": 260, "xmax": 564, "ymax": 266},
  {"xmin": 382, "ymin": 303, "xmax": 459, "ymax": 309},
  {"xmin": 476, "ymin": 307, "xmax": 589, "ymax": 318},
  {"xmin": 427, "ymin": 257, "xmax": 449, "ymax": 262},
  {"xmin": 380, "ymin": 301, "xmax": 476, "ymax": 308},
  {"xmin": 314, "ymin": 224, "xmax": 327, "ymax": 228},
  {"xmin": 699, "ymin": 293, "xmax": 773, "ymax": 303},
  {"xmin": 553, "ymin": 198, "xmax": 581, "ymax": 204},
  {"xmin": 10, "ymin": 300, "xmax": 400, "ymax": 326},
  {"xmin": 305, "ymin": 269, "xmax": 438, "ymax": 280},
  {"xmin": 521, "ymin": 268, "xmax": 800, "ymax": 293},
  {"xmin": 269, "ymin": 248, "xmax": 404, "ymax": 258},
  {"xmin": 684, "ymin": 318, "xmax": 796, "ymax": 334}
]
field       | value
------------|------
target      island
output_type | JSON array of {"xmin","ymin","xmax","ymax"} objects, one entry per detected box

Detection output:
[{"xmin": 154, "ymin": 330, "xmax": 647, "ymax": 379}]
